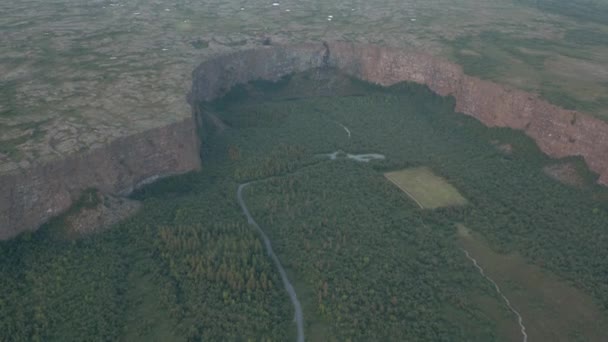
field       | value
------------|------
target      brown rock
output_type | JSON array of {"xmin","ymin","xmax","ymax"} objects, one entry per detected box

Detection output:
[
  {"xmin": 4, "ymin": 42, "xmax": 608, "ymax": 240},
  {"xmin": 543, "ymin": 163, "xmax": 586, "ymax": 188},
  {"xmin": 325, "ymin": 42, "xmax": 608, "ymax": 185},
  {"xmin": 63, "ymin": 192, "xmax": 141, "ymax": 238},
  {"xmin": 0, "ymin": 118, "xmax": 200, "ymax": 240}
]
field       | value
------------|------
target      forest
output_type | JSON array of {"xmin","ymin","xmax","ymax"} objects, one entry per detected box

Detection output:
[{"xmin": 1, "ymin": 68, "xmax": 607, "ymax": 341}]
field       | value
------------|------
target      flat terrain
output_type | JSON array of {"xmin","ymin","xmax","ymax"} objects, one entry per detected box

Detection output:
[
  {"xmin": 1, "ymin": 0, "xmax": 608, "ymax": 173},
  {"xmin": 385, "ymin": 167, "xmax": 468, "ymax": 209},
  {"xmin": 383, "ymin": 168, "xmax": 605, "ymax": 340},
  {"xmin": 457, "ymin": 224, "xmax": 607, "ymax": 341}
]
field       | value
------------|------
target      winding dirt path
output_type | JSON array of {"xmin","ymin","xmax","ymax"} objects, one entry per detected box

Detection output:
[
  {"xmin": 393, "ymin": 177, "xmax": 528, "ymax": 340},
  {"xmin": 461, "ymin": 248, "xmax": 528, "ymax": 342},
  {"xmin": 236, "ymin": 122, "xmax": 525, "ymax": 342},
  {"xmin": 237, "ymin": 183, "xmax": 305, "ymax": 342},
  {"xmin": 336, "ymin": 122, "xmax": 351, "ymax": 138},
  {"xmin": 324, "ymin": 117, "xmax": 351, "ymax": 139}
]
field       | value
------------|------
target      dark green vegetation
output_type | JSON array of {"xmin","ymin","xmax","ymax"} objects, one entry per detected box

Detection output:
[
  {"xmin": 1, "ymin": 69, "xmax": 608, "ymax": 341},
  {"xmin": 0, "ymin": 174, "xmax": 292, "ymax": 341}
]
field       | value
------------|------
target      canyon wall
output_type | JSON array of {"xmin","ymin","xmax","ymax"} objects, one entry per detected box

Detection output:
[
  {"xmin": 4, "ymin": 41, "xmax": 607, "ymax": 239},
  {"xmin": 326, "ymin": 42, "xmax": 608, "ymax": 185},
  {"xmin": 190, "ymin": 42, "xmax": 608, "ymax": 185},
  {"xmin": 191, "ymin": 43, "xmax": 329, "ymax": 102},
  {"xmin": 0, "ymin": 118, "xmax": 200, "ymax": 240},
  {"xmin": 1, "ymin": 43, "xmax": 330, "ymax": 240}
]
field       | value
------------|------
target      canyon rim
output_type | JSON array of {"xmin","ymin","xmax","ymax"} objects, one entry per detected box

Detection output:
[{"xmin": 2, "ymin": 42, "xmax": 607, "ymax": 239}]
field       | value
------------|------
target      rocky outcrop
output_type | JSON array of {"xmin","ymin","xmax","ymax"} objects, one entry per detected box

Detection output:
[
  {"xmin": 3, "ymin": 41, "xmax": 607, "ymax": 239},
  {"xmin": 0, "ymin": 118, "xmax": 200, "ymax": 240}
]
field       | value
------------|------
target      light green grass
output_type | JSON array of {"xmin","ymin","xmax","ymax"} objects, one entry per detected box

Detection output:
[
  {"xmin": 457, "ymin": 224, "xmax": 607, "ymax": 341},
  {"xmin": 384, "ymin": 167, "xmax": 467, "ymax": 209}
]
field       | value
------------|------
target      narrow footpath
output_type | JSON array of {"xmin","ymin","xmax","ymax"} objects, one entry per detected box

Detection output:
[
  {"xmin": 235, "ymin": 120, "xmax": 526, "ymax": 342},
  {"xmin": 394, "ymin": 173, "xmax": 528, "ymax": 341},
  {"xmin": 461, "ymin": 249, "xmax": 528, "ymax": 342},
  {"xmin": 233, "ymin": 119, "xmax": 353, "ymax": 342}
]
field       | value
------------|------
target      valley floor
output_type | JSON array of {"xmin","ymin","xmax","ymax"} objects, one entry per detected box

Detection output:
[{"xmin": 1, "ymin": 70, "xmax": 608, "ymax": 341}]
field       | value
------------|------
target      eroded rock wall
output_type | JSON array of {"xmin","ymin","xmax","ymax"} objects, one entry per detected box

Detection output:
[
  {"xmin": 4, "ymin": 41, "xmax": 608, "ymax": 240},
  {"xmin": 326, "ymin": 42, "xmax": 608, "ymax": 185},
  {"xmin": 0, "ymin": 118, "xmax": 200, "ymax": 240},
  {"xmin": 191, "ymin": 43, "xmax": 329, "ymax": 102},
  {"xmin": 191, "ymin": 42, "xmax": 608, "ymax": 185}
]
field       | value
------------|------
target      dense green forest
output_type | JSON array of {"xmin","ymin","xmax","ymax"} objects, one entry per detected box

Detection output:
[
  {"xmin": 0, "ymin": 168, "xmax": 292, "ymax": 341},
  {"xmin": 1, "ymin": 69, "xmax": 607, "ymax": 341}
]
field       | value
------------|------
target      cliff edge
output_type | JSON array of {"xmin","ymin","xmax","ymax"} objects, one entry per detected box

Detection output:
[
  {"xmin": 0, "ymin": 118, "xmax": 201, "ymax": 239},
  {"xmin": 2, "ymin": 42, "xmax": 607, "ymax": 239},
  {"xmin": 327, "ymin": 42, "xmax": 608, "ymax": 185}
]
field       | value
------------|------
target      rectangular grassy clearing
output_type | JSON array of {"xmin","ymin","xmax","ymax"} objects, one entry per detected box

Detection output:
[{"xmin": 384, "ymin": 167, "xmax": 467, "ymax": 209}]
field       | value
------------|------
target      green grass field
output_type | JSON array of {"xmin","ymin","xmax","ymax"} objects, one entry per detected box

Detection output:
[
  {"xmin": 384, "ymin": 167, "xmax": 468, "ymax": 209},
  {"xmin": 457, "ymin": 224, "xmax": 607, "ymax": 341}
]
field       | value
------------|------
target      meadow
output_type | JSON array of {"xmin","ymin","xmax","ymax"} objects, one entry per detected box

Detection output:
[{"xmin": 384, "ymin": 167, "xmax": 468, "ymax": 209}]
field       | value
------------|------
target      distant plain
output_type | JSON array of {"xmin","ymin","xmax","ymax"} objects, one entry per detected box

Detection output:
[{"xmin": 1, "ymin": 0, "xmax": 608, "ymax": 172}]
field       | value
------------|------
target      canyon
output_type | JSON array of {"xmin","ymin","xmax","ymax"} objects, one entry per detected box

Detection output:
[{"xmin": 1, "ymin": 42, "xmax": 607, "ymax": 239}]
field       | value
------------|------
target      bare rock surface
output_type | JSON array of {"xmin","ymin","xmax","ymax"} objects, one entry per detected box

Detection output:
[
  {"xmin": 1, "ymin": 0, "xmax": 608, "ymax": 238},
  {"xmin": 2, "ymin": 0, "xmax": 607, "ymax": 171},
  {"xmin": 4, "ymin": 41, "xmax": 608, "ymax": 239},
  {"xmin": 0, "ymin": 118, "xmax": 200, "ymax": 239},
  {"xmin": 191, "ymin": 42, "xmax": 608, "ymax": 186},
  {"xmin": 63, "ymin": 193, "xmax": 142, "ymax": 238}
]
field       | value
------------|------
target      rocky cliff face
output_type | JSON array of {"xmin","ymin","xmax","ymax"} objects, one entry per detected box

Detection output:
[
  {"xmin": 0, "ymin": 118, "xmax": 200, "ymax": 240},
  {"xmin": 3, "ymin": 41, "xmax": 607, "ymax": 239},
  {"xmin": 326, "ymin": 42, "xmax": 608, "ymax": 185},
  {"xmin": 191, "ymin": 43, "xmax": 329, "ymax": 102},
  {"xmin": 191, "ymin": 42, "xmax": 608, "ymax": 186}
]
